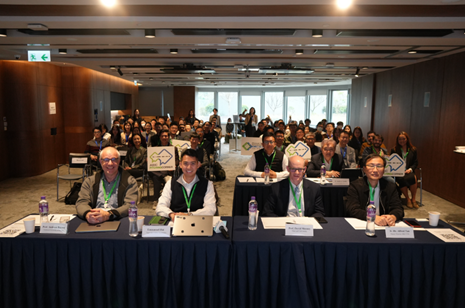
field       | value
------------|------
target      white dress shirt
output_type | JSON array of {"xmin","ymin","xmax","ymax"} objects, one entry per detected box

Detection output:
[{"xmin": 287, "ymin": 180, "xmax": 305, "ymax": 217}]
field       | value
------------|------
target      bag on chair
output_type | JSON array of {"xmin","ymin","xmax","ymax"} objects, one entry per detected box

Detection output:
[{"xmin": 65, "ymin": 182, "xmax": 82, "ymax": 205}]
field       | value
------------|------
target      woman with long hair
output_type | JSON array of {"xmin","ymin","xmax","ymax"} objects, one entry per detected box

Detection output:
[
  {"xmin": 241, "ymin": 107, "xmax": 258, "ymax": 137},
  {"xmin": 121, "ymin": 122, "xmax": 133, "ymax": 145},
  {"xmin": 185, "ymin": 109, "xmax": 198, "ymax": 125},
  {"xmin": 348, "ymin": 126, "xmax": 366, "ymax": 157},
  {"xmin": 109, "ymin": 125, "xmax": 122, "ymax": 146}
]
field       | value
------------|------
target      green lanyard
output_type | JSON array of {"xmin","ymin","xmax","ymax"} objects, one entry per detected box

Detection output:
[
  {"xmin": 371, "ymin": 145, "xmax": 380, "ymax": 155},
  {"xmin": 181, "ymin": 183, "xmax": 198, "ymax": 213},
  {"xmin": 322, "ymin": 156, "xmax": 333, "ymax": 171},
  {"xmin": 368, "ymin": 180, "xmax": 377, "ymax": 202},
  {"xmin": 102, "ymin": 173, "xmax": 120, "ymax": 206},
  {"xmin": 288, "ymin": 179, "xmax": 302, "ymax": 217},
  {"xmin": 402, "ymin": 149, "xmax": 409, "ymax": 161},
  {"xmin": 262, "ymin": 151, "xmax": 276, "ymax": 166},
  {"xmin": 200, "ymin": 141, "xmax": 204, "ymax": 147}
]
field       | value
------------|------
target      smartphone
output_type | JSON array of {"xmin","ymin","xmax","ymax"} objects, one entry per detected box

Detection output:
[
  {"xmin": 314, "ymin": 217, "xmax": 328, "ymax": 224},
  {"xmin": 149, "ymin": 216, "xmax": 169, "ymax": 225},
  {"xmin": 404, "ymin": 218, "xmax": 422, "ymax": 228}
]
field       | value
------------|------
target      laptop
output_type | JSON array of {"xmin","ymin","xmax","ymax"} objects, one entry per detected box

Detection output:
[
  {"xmin": 75, "ymin": 221, "xmax": 121, "ymax": 233},
  {"xmin": 341, "ymin": 168, "xmax": 362, "ymax": 182},
  {"xmin": 233, "ymin": 115, "xmax": 240, "ymax": 124},
  {"xmin": 172, "ymin": 216, "xmax": 213, "ymax": 237}
]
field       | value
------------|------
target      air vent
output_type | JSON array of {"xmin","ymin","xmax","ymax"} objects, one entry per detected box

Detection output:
[{"xmin": 172, "ymin": 29, "xmax": 296, "ymax": 36}]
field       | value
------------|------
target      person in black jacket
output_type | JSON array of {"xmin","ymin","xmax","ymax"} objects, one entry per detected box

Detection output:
[
  {"xmin": 306, "ymin": 139, "xmax": 343, "ymax": 178},
  {"xmin": 346, "ymin": 153, "xmax": 404, "ymax": 226}
]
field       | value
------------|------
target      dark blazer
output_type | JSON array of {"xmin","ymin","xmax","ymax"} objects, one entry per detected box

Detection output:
[
  {"xmin": 306, "ymin": 153, "xmax": 343, "ymax": 177},
  {"xmin": 262, "ymin": 179, "xmax": 325, "ymax": 217}
]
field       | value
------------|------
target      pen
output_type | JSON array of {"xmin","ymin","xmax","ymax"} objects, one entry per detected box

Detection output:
[{"xmin": 50, "ymin": 215, "xmax": 54, "ymax": 221}]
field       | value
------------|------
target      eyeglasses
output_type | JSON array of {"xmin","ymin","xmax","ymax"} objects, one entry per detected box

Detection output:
[
  {"xmin": 366, "ymin": 164, "xmax": 384, "ymax": 170},
  {"xmin": 289, "ymin": 168, "xmax": 306, "ymax": 173},
  {"xmin": 101, "ymin": 158, "xmax": 119, "ymax": 164},
  {"xmin": 263, "ymin": 141, "xmax": 275, "ymax": 145}
]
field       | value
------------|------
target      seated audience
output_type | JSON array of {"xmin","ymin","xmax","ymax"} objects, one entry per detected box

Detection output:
[
  {"xmin": 336, "ymin": 131, "xmax": 357, "ymax": 168},
  {"xmin": 156, "ymin": 149, "xmax": 216, "ymax": 220},
  {"xmin": 185, "ymin": 109, "xmax": 198, "ymax": 125},
  {"xmin": 305, "ymin": 132, "xmax": 321, "ymax": 156},
  {"xmin": 225, "ymin": 118, "xmax": 234, "ymax": 144},
  {"xmin": 123, "ymin": 134, "xmax": 147, "ymax": 178},
  {"xmin": 252, "ymin": 120, "xmax": 266, "ymax": 137},
  {"xmin": 348, "ymin": 126, "xmax": 365, "ymax": 157},
  {"xmin": 333, "ymin": 128, "xmax": 342, "ymax": 144},
  {"xmin": 362, "ymin": 134, "xmax": 387, "ymax": 160},
  {"xmin": 275, "ymin": 130, "xmax": 288, "ymax": 152},
  {"xmin": 209, "ymin": 108, "xmax": 221, "ymax": 128},
  {"xmin": 343, "ymin": 125, "xmax": 352, "ymax": 137},
  {"xmin": 85, "ymin": 126, "xmax": 110, "ymax": 167},
  {"xmin": 203, "ymin": 121, "xmax": 219, "ymax": 155},
  {"xmin": 121, "ymin": 122, "xmax": 133, "ymax": 145},
  {"xmin": 325, "ymin": 122, "xmax": 335, "ymax": 139},
  {"xmin": 100, "ymin": 124, "xmax": 111, "ymax": 140},
  {"xmin": 262, "ymin": 156, "xmax": 325, "ymax": 217},
  {"xmin": 295, "ymin": 128, "xmax": 305, "ymax": 142},
  {"xmin": 189, "ymin": 133, "xmax": 208, "ymax": 177},
  {"xmin": 142, "ymin": 122, "xmax": 155, "ymax": 144},
  {"xmin": 244, "ymin": 132, "xmax": 289, "ymax": 180},
  {"xmin": 129, "ymin": 127, "xmax": 147, "ymax": 148},
  {"xmin": 196, "ymin": 126, "xmax": 212, "ymax": 157},
  {"xmin": 390, "ymin": 132, "xmax": 419, "ymax": 209},
  {"xmin": 76, "ymin": 147, "xmax": 138, "ymax": 224},
  {"xmin": 285, "ymin": 121, "xmax": 298, "ymax": 144},
  {"xmin": 346, "ymin": 153, "xmax": 404, "ymax": 225},
  {"xmin": 169, "ymin": 121, "xmax": 179, "ymax": 141},
  {"xmin": 306, "ymin": 139, "xmax": 343, "ymax": 178},
  {"xmin": 109, "ymin": 125, "xmax": 122, "ymax": 146}
]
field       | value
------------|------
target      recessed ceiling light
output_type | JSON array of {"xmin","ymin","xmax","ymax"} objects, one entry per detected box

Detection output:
[
  {"xmin": 408, "ymin": 50, "xmax": 417, "ymax": 54},
  {"xmin": 101, "ymin": 0, "xmax": 116, "ymax": 7},
  {"xmin": 337, "ymin": 0, "xmax": 352, "ymax": 9},
  {"xmin": 0, "ymin": 29, "xmax": 7, "ymax": 37},
  {"xmin": 145, "ymin": 29, "xmax": 155, "ymax": 38},
  {"xmin": 312, "ymin": 30, "xmax": 323, "ymax": 38},
  {"xmin": 170, "ymin": 49, "xmax": 178, "ymax": 54},
  {"xmin": 59, "ymin": 49, "xmax": 67, "ymax": 54},
  {"xmin": 295, "ymin": 49, "xmax": 304, "ymax": 55}
]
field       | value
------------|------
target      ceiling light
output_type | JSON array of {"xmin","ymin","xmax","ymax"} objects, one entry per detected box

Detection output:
[
  {"xmin": 117, "ymin": 68, "xmax": 123, "ymax": 76},
  {"xmin": 295, "ymin": 49, "xmax": 303, "ymax": 55},
  {"xmin": 27, "ymin": 23, "xmax": 48, "ymax": 31},
  {"xmin": 170, "ymin": 49, "xmax": 178, "ymax": 54},
  {"xmin": 0, "ymin": 30, "xmax": 7, "ymax": 37},
  {"xmin": 225, "ymin": 37, "xmax": 241, "ymax": 44},
  {"xmin": 59, "ymin": 49, "xmax": 67, "ymax": 54},
  {"xmin": 312, "ymin": 30, "xmax": 323, "ymax": 38},
  {"xmin": 337, "ymin": 0, "xmax": 352, "ymax": 9},
  {"xmin": 355, "ymin": 68, "xmax": 360, "ymax": 77},
  {"xmin": 362, "ymin": 67, "xmax": 368, "ymax": 70},
  {"xmin": 101, "ymin": 0, "xmax": 116, "ymax": 7},
  {"xmin": 145, "ymin": 29, "xmax": 155, "ymax": 38},
  {"xmin": 110, "ymin": 66, "xmax": 116, "ymax": 70},
  {"xmin": 408, "ymin": 50, "xmax": 417, "ymax": 54}
]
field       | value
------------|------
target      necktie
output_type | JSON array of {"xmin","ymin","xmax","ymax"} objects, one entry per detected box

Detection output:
[{"xmin": 295, "ymin": 185, "xmax": 301, "ymax": 217}]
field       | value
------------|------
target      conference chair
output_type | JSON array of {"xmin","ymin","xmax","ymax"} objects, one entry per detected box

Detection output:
[
  {"xmin": 133, "ymin": 169, "xmax": 150, "ymax": 204},
  {"xmin": 57, "ymin": 153, "xmax": 91, "ymax": 201}
]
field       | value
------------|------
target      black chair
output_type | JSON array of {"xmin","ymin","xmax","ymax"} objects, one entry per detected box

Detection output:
[{"xmin": 56, "ymin": 153, "xmax": 91, "ymax": 201}]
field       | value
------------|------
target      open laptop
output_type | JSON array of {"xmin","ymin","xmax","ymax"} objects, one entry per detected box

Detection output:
[
  {"xmin": 341, "ymin": 168, "xmax": 362, "ymax": 182},
  {"xmin": 233, "ymin": 115, "xmax": 240, "ymax": 124},
  {"xmin": 172, "ymin": 216, "xmax": 213, "ymax": 237},
  {"xmin": 75, "ymin": 221, "xmax": 121, "ymax": 233}
]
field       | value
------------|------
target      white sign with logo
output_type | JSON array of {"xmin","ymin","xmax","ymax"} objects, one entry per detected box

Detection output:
[
  {"xmin": 285, "ymin": 141, "xmax": 311, "ymax": 160},
  {"xmin": 171, "ymin": 139, "xmax": 191, "ymax": 156},
  {"xmin": 241, "ymin": 137, "xmax": 263, "ymax": 155},
  {"xmin": 147, "ymin": 146, "xmax": 176, "ymax": 171},
  {"xmin": 383, "ymin": 153, "xmax": 406, "ymax": 177}
]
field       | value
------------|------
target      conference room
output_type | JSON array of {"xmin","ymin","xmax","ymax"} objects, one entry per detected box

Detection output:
[{"xmin": 1, "ymin": 1, "xmax": 465, "ymax": 307}]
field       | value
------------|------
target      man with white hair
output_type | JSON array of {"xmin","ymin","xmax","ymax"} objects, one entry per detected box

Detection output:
[{"xmin": 75, "ymin": 147, "xmax": 138, "ymax": 224}]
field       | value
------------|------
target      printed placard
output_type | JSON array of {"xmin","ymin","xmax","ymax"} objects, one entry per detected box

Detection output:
[
  {"xmin": 331, "ymin": 178, "xmax": 350, "ymax": 186},
  {"xmin": 142, "ymin": 225, "xmax": 171, "ymax": 237},
  {"xmin": 241, "ymin": 137, "xmax": 263, "ymax": 155},
  {"xmin": 384, "ymin": 153, "xmax": 406, "ymax": 177},
  {"xmin": 285, "ymin": 223, "xmax": 314, "ymax": 236},
  {"xmin": 71, "ymin": 157, "xmax": 88, "ymax": 164},
  {"xmin": 171, "ymin": 140, "xmax": 191, "ymax": 155},
  {"xmin": 285, "ymin": 141, "xmax": 311, "ymax": 160},
  {"xmin": 40, "ymin": 223, "xmax": 68, "ymax": 234},
  {"xmin": 147, "ymin": 146, "xmax": 176, "ymax": 171},
  {"xmin": 385, "ymin": 227, "xmax": 414, "ymax": 238}
]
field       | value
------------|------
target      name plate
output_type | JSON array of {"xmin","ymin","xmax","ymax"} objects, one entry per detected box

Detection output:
[
  {"xmin": 285, "ymin": 223, "xmax": 314, "ymax": 237},
  {"xmin": 331, "ymin": 178, "xmax": 350, "ymax": 186},
  {"xmin": 40, "ymin": 223, "xmax": 68, "ymax": 234},
  {"xmin": 71, "ymin": 157, "xmax": 87, "ymax": 164},
  {"xmin": 142, "ymin": 225, "xmax": 171, "ymax": 237},
  {"xmin": 385, "ymin": 227, "xmax": 414, "ymax": 239},
  {"xmin": 119, "ymin": 150, "xmax": 127, "ymax": 156}
]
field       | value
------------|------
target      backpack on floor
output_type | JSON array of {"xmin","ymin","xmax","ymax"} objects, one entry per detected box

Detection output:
[{"xmin": 65, "ymin": 182, "xmax": 82, "ymax": 205}]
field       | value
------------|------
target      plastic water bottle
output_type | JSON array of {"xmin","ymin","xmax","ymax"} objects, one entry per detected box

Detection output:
[
  {"xmin": 264, "ymin": 163, "xmax": 270, "ymax": 185},
  {"xmin": 128, "ymin": 201, "xmax": 138, "ymax": 237},
  {"xmin": 320, "ymin": 164, "xmax": 326, "ymax": 184},
  {"xmin": 365, "ymin": 201, "xmax": 376, "ymax": 237},
  {"xmin": 248, "ymin": 196, "xmax": 258, "ymax": 231},
  {"xmin": 39, "ymin": 196, "xmax": 49, "ymax": 223}
]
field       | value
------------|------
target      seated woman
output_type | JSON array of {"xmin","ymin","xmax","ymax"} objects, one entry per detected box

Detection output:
[
  {"xmin": 109, "ymin": 125, "xmax": 122, "ymax": 146},
  {"xmin": 346, "ymin": 153, "xmax": 404, "ymax": 226},
  {"xmin": 225, "ymin": 118, "xmax": 234, "ymax": 144},
  {"xmin": 348, "ymin": 126, "xmax": 365, "ymax": 158},
  {"xmin": 120, "ymin": 122, "xmax": 133, "ymax": 146},
  {"xmin": 390, "ymin": 132, "xmax": 419, "ymax": 209},
  {"xmin": 128, "ymin": 127, "xmax": 147, "ymax": 148},
  {"xmin": 123, "ymin": 134, "xmax": 147, "ymax": 179}
]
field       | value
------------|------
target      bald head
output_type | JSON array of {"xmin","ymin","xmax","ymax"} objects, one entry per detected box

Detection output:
[
  {"xmin": 100, "ymin": 146, "xmax": 120, "ymax": 160},
  {"xmin": 287, "ymin": 155, "xmax": 307, "ymax": 186},
  {"xmin": 289, "ymin": 155, "xmax": 305, "ymax": 168}
]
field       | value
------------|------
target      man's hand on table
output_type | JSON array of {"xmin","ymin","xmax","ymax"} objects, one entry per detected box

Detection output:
[{"xmin": 86, "ymin": 209, "xmax": 110, "ymax": 224}]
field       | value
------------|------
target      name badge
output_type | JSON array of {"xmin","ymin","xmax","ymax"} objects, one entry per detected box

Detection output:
[
  {"xmin": 40, "ymin": 223, "xmax": 68, "ymax": 234},
  {"xmin": 142, "ymin": 225, "xmax": 171, "ymax": 237},
  {"xmin": 331, "ymin": 178, "xmax": 350, "ymax": 186},
  {"xmin": 385, "ymin": 227, "xmax": 414, "ymax": 239},
  {"xmin": 285, "ymin": 223, "xmax": 314, "ymax": 236}
]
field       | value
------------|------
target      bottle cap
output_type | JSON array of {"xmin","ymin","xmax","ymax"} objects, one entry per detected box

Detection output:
[
  {"xmin": 41, "ymin": 196, "xmax": 46, "ymax": 199},
  {"xmin": 251, "ymin": 196, "xmax": 256, "ymax": 200},
  {"xmin": 130, "ymin": 201, "xmax": 135, "ymax": 205}
]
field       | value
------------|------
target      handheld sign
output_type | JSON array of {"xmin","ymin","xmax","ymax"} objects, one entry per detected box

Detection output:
[
  {"xmin": 241, "ymin": 137, "xmax": 263, "ymax": 155},
  {"xmin": 285, "ymin": 141, "xmax": 311, "ymax": 160},
  {"xmin": 171, "ymin": 139, "xmax": 191, "ymax": 155},
  {"xmin": 147, "ymin": 146, "xmax": 176, "ymax": 171},
  {"xmin": 384, "ymin": 153, "xmax": 406, "ymax": 177}
]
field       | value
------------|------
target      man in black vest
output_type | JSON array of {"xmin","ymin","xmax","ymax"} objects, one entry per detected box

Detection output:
[
  {"xmin": 155, "ymin": 149, "xmax": 216, "ymax": 221},
  {"xmin": 244, "ymin": 132, "xmax": 289, "ymax": 180}
]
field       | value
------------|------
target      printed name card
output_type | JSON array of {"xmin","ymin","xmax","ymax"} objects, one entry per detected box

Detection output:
[
  {"xmin": 285, "ymin": 223, "xmax": 314, "ymax": 237},
  {"xmin": 71, "ymin": 157, "xmax": 88, "ymax": 164},
  {"xmin": 331, "ymin": 178, "xmax": 350, "ymax": 186},
  {"xmin": 385, "ymin": 227, "xmax": 414, "ymax": 239},
  {"xmin": 40, "ymin": 223, "xmax": 68, "ymax": 234},
  {"xmin": 142, "ymin": 225, "xmax": 171, "ymax": 237},
  {"xmin": 118, "ymin": 150, "xmax": 127, "ymax": 156}
]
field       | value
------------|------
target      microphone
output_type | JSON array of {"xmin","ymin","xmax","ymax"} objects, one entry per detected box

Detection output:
[
  {"xmin": 219, "ymin": 225, "xmax": 230, "ymax": 239},
  {"xmin": 214, "ymin": 220, "xmax": 230, "ymax": 239}
]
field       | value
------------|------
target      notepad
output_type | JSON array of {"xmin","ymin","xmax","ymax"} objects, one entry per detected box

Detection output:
[
  {"xmin": 345, "ymin": 218, "xmax": 413, "ymax": 230},
  {"xmin": 261, "ymin": 217, "xmax": 323, "ymax": 229}
]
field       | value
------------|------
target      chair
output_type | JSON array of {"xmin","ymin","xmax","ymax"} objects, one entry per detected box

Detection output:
[
  {"xmin": 133, "ymin": 169, "xmax": 150, "ymax": 204},
  {"xmin": 57, "ymin": 153, "xmax": 91, "ymax": 201}
]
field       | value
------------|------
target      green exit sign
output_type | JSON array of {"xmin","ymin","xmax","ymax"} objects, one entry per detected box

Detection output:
[{"xmin": 27, "ymin": 50, "xmax": 51, "ymax": 62}]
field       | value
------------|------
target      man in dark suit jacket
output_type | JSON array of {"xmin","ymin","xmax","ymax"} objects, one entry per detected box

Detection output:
[
  {"xmin": 262, "ymin": 156, "xmax": 325, "ymax": 217},
  {"xmin": 306, "ymin": 139, "xmax": 344, "ymax": 178}
]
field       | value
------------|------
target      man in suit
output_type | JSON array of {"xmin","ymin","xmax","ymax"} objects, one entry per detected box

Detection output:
[
  {"xmin": 262, "ymin": 155, "xmax": 324, "ymax": 217},
  {"xmin": 306, "ymin": 139, "xmax": 344, "ymax": 178},
  {"xmin": 335, "ymin": 131, "xmax": 357, "ymax": 168}
]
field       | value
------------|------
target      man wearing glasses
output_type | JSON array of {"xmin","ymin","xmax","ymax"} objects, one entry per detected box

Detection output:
[
  {"xmin": 346, "ymin": 153, "xmax": 404, "ymax": 226},
  {"xmin": 306, "ymin": 139, "xmax": 344, "ymax": 178},
  {"xmin": 85, "ymin": 126, "xmax": 110, "ymax": 168},
  {"xmin": 244, "ymin": 132, "xmax": 289, "ymax": 180},
  {"xmin": 262, "ymin": 156, "xmax": 325, "ymax": 217},
  {"xmin": 76, "ymin": 147, "xmax": 138, "ymax": 224}
]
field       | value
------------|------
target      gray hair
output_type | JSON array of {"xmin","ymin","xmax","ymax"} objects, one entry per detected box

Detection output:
[
  {"xmin": 321, "ymin": 138, "xmax": 336, "ymax": 149},
  {"xmin": 99, "ymin": 147, "xmax": 121, "ymax": 160}
]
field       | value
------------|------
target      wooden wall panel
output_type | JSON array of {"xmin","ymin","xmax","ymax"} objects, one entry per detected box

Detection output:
[
  {"xmin": 173, "ymin": 86, "xmax": 195, "ymax": 121},
  {"xmin": 349, "ymin": 74, "xmax": 374, "ymax": 134},
  {"xmin": 0, "ymin": 61, "xmax": 6, "ymax": 181}
]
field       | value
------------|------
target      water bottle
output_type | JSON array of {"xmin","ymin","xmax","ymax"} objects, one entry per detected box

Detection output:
[
  {"xmin": 128, "ymin": 201, "xmax": 138, "ymax": 237},
  {"xmin": 248, "ymin": 196, "xmax": 258, "ymax": 231},
  {"xmin": 365, "ymin": 201, "xmax": 376, "ymax": 237},
  {"xmin": 264, "ymin": 163, "xmax": 270, "ymax": 185},
  {"xmin": 39, "ymin": 196, "xmax": 49, "ymax": 223},
  {"xmin": 320, "ymin": 164, "xmax": 326, "ymax": 184}
]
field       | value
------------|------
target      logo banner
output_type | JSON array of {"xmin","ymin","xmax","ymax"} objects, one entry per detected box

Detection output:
[
  {"xmin": 384, "ymin": 153, "xmax": 406, "ymax": 177},
  {"xmin": 285, "ymin": 141, "xmax": 311, "ymax": 160},
  {"xmin": 147, "ymin": 146, "xmax": 176, "ymax": 171},
  {"xmin": 241, "ymin": 137, "xmax": 263, "ymax": 155}
]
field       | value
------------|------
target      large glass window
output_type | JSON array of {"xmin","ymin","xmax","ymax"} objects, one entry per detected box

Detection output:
[
  {"xmin": 287, "ymin": 96, "xmax": 306, "ymax": 123},
  {"xmin": 331, "ymin": 90, "xmax": 349, "ymax": 125},
  {"xmin": 241, "ymin": 95, "xmax": 261, "ymax": 119},
  {"xmin": 309, "ymin": 95, "xmax": 327, "ymax": 125},
  {"xmin": 264, "ymin": 92, "xmax": 283, "ymax": 122},
  {"xmin": 218, "ymin": 92, "xmax": 238, "ymax": 124},
  {"xmin": 196, "ymin": 92, "xmax": 214, "ymax": 121}
]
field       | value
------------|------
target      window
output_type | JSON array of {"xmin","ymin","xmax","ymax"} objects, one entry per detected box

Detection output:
[
  {"xmin": 331, "ymin": 90, "xmax": 349, "ymax": 125},
  {"xmin": 287, "ymin": 96, "xmax": 306, "ymax": 123},
  {"xmin": 218, "ymin": 92, "xmax": 238, "ymax": 124},
  {"xmin": 196, "ymin": 92, "xmax": 214, "ymax": 121},
  {"xmin": 309, "ymin": 95, "xmax": 327, "ymax": 125},
  {"xmin": 241, "ymin": 95, "xmax": 261, "ymax": 119},
  {"xmin": 264, "ymin": 92, "xmax": 283, "ymax": 122}
]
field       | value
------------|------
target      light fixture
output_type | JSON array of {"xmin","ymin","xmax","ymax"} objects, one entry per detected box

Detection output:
[
  {"xmin": 295, "ymin": 49, "xmax": 304, "ymax": 55},
  {"xmin": 408, "ymin": 50, "xmax": 417, "ymax": 54},
  {"xmin": 170, "ymin": 49, "xmax": 178, "ymax": 54},
  {"xmin": 110, "ymin": 66, "xmax": 116, "ymax": 70},
  {"xmin": 117, "ymin": 67, "xmax": 123, "ymax": 76},
  {"xmin": 59, "ymin": 49, "xmax": 67, "ymax": 54},
  {"xmin": 145, "ymin": 29, "xmax": 155, "ymax": 38},
  {"xmin": 101, "ymin": 0, "xmax": 116, "ymax": 8},
  {"xmin": 362, "ymin": 67, "xmax": 368, "ymax": 70},
  {"xmin": 337, "ymin": 0, "xmax": 352, "ymax": 9},
  {"xmin": 312, "ymin": 30, "xmax": 323, "ymax": 38},
  {"xmin": 0, "ymin": 29, "xmax": 7, "ymax": 37},
  {"xmin": 355, "ymin": 68, "xmax": 360, "ymax": 77}
]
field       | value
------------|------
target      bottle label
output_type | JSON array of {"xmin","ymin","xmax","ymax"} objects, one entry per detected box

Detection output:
[
  {"xmin": 264, "ymin": 165, "xmax": 270, "ymax": 173},
  {"xmin": 249, "ymin": 202, "xmax": 257, "ymax": 212},
  {"xmin": 367, "ymin": 207, "xmax": 376, "ymax": 218},
  {"xmin": 129, "ymin": 208, "xmax": 138, "ymax": 219},
  {"xmin": 39, "ymin": 203, "xmax": 48, "ymax": 214}
]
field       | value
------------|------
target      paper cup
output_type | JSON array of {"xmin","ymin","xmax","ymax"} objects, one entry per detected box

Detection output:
[
  {"xmin": 429, "ymin": 211, "xmax": 440, "ymax": 227},
  {"xmin": 23, "ymin": 218, "xmax": 36, "ymax": 234},
  {"xmin": 137, "ymin": 216, "xmax": 145, "ymax": 232}
]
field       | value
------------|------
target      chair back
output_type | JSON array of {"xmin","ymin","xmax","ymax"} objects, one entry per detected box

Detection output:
[{"xmin": 68, "ymin": 153, "xmax": 91, "ymax": 169}]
